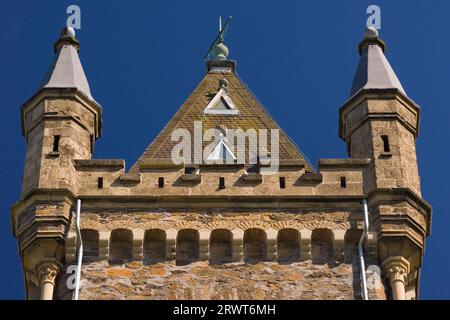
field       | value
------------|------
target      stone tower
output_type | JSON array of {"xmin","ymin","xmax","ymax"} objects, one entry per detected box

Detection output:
[
  {"xmin": 339, "ymin": 28, "xmax": 431, "ymax": 299},
  {"xmin": 11, "ymin": 27, "xmax": 102, "ymax": 299},
  {"xmin": 11, "ymin": 26, "xmax": 431, "ymax": 300}
]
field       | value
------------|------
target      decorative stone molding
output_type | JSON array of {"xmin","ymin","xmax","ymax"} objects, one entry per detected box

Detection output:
[
  {"xmin": 37, "ymin": 261, "xmax": 61, "ymax": 300},
  {"xmin": 272, "ymin": 221, "xmax": 301, "ymax": 231},
  {"xmin": 63, "ymin": 221, "xmax": 377, "ymax": 266},
  {"xmin": 139, "ymin": 221, "xmax": 170, "ymax": 231},
  {"xmin": 385, "ymin": 264, "xmax": 408, "ymax": 283},
  {"xmin": 206, "ymin": 221, "xmax": 236, "ymax": 231},
  {"xmin": 173, "ymin": 221, "xmax": 203, "ymax": 231},
  {"xmin": 37, "ymin": 262, "xmax": 60, "ymax": 285},
  {"xmin": 79, "ymin": 220, "xmax": 102, "ymax": 231},
  {"xmin": 301, "ymin": 220, "xmax": 351, "ymax": 231},
  {"xmin": 105, "ymin": 220, "xmax": 136, "ymax": 230},
  {"xmin": 382, "ymin": 256, "xmax": 411, "ymax": 300},
  {"xmin": 237, "ymin": 220, "xmax": 270, "ymax": 231},
  {"xmin": 383, "ymin": 256, "xmax": 410, "ymax": 283}
]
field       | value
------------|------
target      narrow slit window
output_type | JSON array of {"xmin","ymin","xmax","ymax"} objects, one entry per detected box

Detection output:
[
  {"xmin": 340, "ymin": 176, "xmax": 347, "ymax": 188},
  {"xmin": 98, "ymin": 177, "xmax": 103, "ymax": 189},
  {"xmin": 53, "ymin": 135, "xmax": 60, "ymax": 152},
  {"xmin": 381, "ymin": 135, "xmax": 390, "ymax": 153},
  {"xmin": 90, "ymin": 134, "xmax": 94, "ymax": 155},
  {"xmin": 158, "ymin": 177, "xmax": 165, "ymax": 188},
  {"xmin": 279, "ymin": 177, "xmax": 286, "ymax": 189},
  {"xmin": 219, "ymin": 177, "xmax": 225, "ymax": 189}
]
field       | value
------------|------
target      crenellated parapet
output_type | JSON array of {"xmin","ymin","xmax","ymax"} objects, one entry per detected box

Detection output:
[{"xmin": 11, "ymin": 24, "xmax": 431, "ymax": 300}]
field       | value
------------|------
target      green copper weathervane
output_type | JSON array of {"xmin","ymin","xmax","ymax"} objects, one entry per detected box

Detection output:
[{"xmin": 204, "ymin": 16, "xmax": 232, "ymax": 61}]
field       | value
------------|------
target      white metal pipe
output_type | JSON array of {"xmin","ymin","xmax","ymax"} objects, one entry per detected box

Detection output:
[
  {"xmin": 359, "ymin": 199, "xmax": 369, "ymax": 300},
  {"xmin": 74, "ymin": 199, "xmax": 83, "ymax": 300}
]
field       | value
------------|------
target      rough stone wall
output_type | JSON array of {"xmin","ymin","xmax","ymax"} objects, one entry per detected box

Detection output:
[
  {"xmin": 57, "ymin": 209, "xmax": 388, "ymax": 300},
  {"xmin": 73, "ymin": 259, "xmax": 386, "ymax": 300},
  {"xmin": 370, "ymin": 120, "xmax": 421, "ymax": 194},
  {"xmin": 396, "ymin": 121, "xmax": 421, "ymax": 195},
  {"xmin": 345, "ymin": 98, "xmax": 421, "ymax": 195},
  {"xmin": 21, "ymin": 98, "xmax": 95, "ymax": 196},
  {"xmin": 22, "ymin": 121, "xmax": 44, "ymax": 195}
]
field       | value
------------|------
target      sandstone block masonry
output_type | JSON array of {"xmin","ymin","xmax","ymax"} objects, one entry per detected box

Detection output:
[{"xmin": 11, "ymin": 27, "xmax": 431, "ymax": 300}]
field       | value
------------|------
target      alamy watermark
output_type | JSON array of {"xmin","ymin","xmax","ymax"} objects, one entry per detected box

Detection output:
[
  {"xmin": 366, "ymin": 264, "xmax": 383, "ymax": 291},
  {"xmin": 66, "ymin": 5, "xmax": 81, "ymax": 30},
  {"xmin": 170, "ymin": 122, "xmax": 280, "ymax": 174},
  {"xmin": 367, "ymin": 5, "xmax": 381, "ymax": 30},
  {"xmin": 66, "ymin": 264, "xmax": 77, "ymax": 290}
]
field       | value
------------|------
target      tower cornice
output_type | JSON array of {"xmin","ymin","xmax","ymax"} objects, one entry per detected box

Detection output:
[
  {"xmin": 20, "ymin": 88, "xmax": 102, "ymax": 138},
  {"xmin": 366, "ymin": 187, "xmax": 432, "ymax": 237},
  {"xmin": 339, "ymin": 88, "xmax": 421, "ymax": 141}
]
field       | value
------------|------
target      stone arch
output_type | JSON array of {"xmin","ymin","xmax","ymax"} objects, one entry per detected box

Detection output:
[
  {"xmin": 272, "ymin": 220, "xmax": 301, "ymax": 231},
  {"xmin": 106, "ymin": 220, "xmax": 135, "ymax": 231},
  {"xmin": 144, "ymin": 229, "xmax": 166, "ymax": 263},
  {"xmin": 344, "ymin": 229, "xmax": 363, "ymax": 263},
  {"xmin": 206, "ymin": 221, "xmax": 235, "ymax": 231},
  {"xmin": 174, "ymin": 221, "xmax": 203, "ymax": 231},
  {"xmin": 109, "ymin": 229, "xmax": 133, "ymax": 264},
  {"xmin": 210, "ymin": 229, "xmax": 232, "ymax": 264},
  {"xmin": 311, "ymin": 228, "xmax": 334, "ymax": 264},
  {"xmin": 238, "ymin": 220, "xmax": 270, "ymax": 231},
  {"xmin": 243, "ymin": 228, "xmax": 267, "ymax": 264},
  {"xmin": 176, "ymin": 229, "xmax": 199, "ymax": 266},
  {"xmin": 277, "ymin": 228, "xmax": 300, "ymax": 263},
  {"xmin": 80, "ymin": 220, "xmax": 101, "ymax": 231},
  {"xmin": 81, "ymin": 229, "xmax": 99, "ymax": 261},
  {"xmin": 140, "ymin": 221, "xmax": 170, "ymax": 231}
]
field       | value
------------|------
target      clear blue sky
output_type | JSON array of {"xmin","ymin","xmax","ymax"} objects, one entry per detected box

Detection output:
[{"xmin": 1, "ymin": 0, "xmax": 449, "ymax": 299}]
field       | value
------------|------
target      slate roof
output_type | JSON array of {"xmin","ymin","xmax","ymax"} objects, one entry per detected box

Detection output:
[
  {"xmin": 130, "ymin": 67, "xmax": 313, "ymax": 172},
  {"xmin": 350, "ymin": 35, "xmax": 406, "ymax": 97},
  {"xmin": 39, "ymin": 31, "xmax": 94, "ymax": 101}
]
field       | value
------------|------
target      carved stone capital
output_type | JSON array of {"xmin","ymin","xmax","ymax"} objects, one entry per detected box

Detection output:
[
  {"xmin": 37, "ymin": 262, "xmax": 61, "ymax": 286},
  {"xmin": 382, "ymin": 256, "xmax": 410, "ymax": 285}
]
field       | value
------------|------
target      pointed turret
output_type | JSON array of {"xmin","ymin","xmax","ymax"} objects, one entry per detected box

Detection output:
[
  {"xmin": 339, "ymin": 28, "xmax": 431, "ymax": 300},
  {"xmin": 340, "ymin": 27, "xmax": 422, "ymax": 192},
  {"xmin": 39, "ymin": 27, "xmax": 95, "ymax": 101},
  {"xmin": 350, "ymin": 27, "xmax": 406, "ymax": 97},
  {"xmin": 13, "ymin": 27, "xmax": 103, "ymax": 299}
]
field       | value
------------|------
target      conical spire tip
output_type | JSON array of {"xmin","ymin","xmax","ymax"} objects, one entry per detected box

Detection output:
[
  {"xmin": 364, "ymin": 26, "xmax": 379, "ymax": 39},
  {"xmin": 358, "ymin": 27, "xmax": 385, "ymax": 55},
  {"xmin": 54, "ymin": 26, "xmax": 80, "ymax": 53},
  {"xmin": 62, "ymin": 26, "xmax": 76, "ymax": 38}
]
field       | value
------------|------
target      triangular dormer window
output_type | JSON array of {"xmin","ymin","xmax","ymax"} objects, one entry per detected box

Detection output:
[
  {"xmin": 204, "ymin": 79, "xmax": 239, "ymax": 115},
  {"xmin": 207, "ymin": 132, "xmax": 237, "ymax": 163}
]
